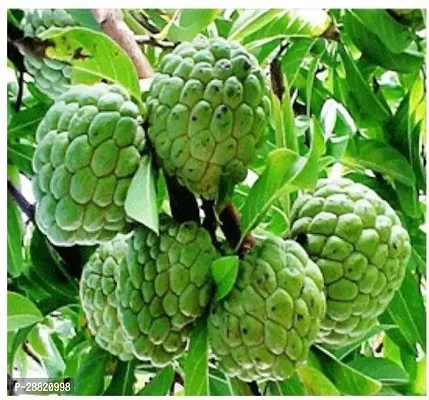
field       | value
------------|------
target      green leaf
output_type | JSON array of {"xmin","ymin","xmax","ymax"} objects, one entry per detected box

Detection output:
[
  {"xmin": 168, "ymin": 10, "xmax": 219, "ymax": 41},
  {"xmin": 209, "ymin": 372, "xmax": 231, "ymax": 395},
  {"xmin": 409, "ymin": 355, "xmax": 426, "ymax": 395},
  {"xmin": 321, "ymin": 99, "xmax": 356, "ymax": 139},
  {"xmin": 342, "ymin": 136, "xmax": 415, "ymax": 187},
  {"xmin": 282, "ymin": 78, "xmax": 296, "ymax": 151},
  {"xmin": 271, "ymin": 93, "xmax": 286, "ymax": 148},
  {"xmin": 344, "ymin": 12, "xmax": 424, "ymax": 73},
  {"xmin": 306, "ymin": 51, "xmax": 324, "ymax": 117},
  {"xmin": 66, "ymin": 9, "xmax": 101, "ymax": 31},
  {"xmin": 125, "ymin": 155, "xmax": 159, "ymax": 234},
  {"xmin": 27, "ymin": 325, "xmax": 65, "ymax": 378},
  {"xmin": 395, "ymin": 181, "xmax": 421, "ymax": 219},
  {"xmin": 282, "ymin": 39, "xmax": 316, "ymax": 88},
  {"xmin": 330, "ymin": 324, "xmax": 397, "ymax": 360},
  {"xmin": 104, "ymin": 360, "xmax": 136, "ymax": 395},
  {"xmin": 184, "ymin": 318, "xmax": 209, "ymax": 395},
  {"xmin": 8, "ymin": 103, "xmax": 50, "ymax": 141},
  {"xmin": 30, "ymin": 228, "xmax": 78, "ymax": 300},
  {"xmin": 7, "ymin": 326, "xmax": 33, "ymax": 373},
  {"xmin": 339, "ymin": 46, "xmax": 391, "ymax": 128},
  {"xmin": 7, "ymin": 195, "xmax": 23, "ymax": 277},
  {"xmin": 297, "ymin": 365, "xmax": 340, "ymax": 395},
  {"xmin": 379, "ymin": 269, "xmax": 426, "ymax": 351},
  {"xmin": 290, "ymin": 116, "xmax": 326, "ymax": 190},
  {"xmin": 40, "ymin": 27, "xmax": 141, "ymax": 102},
  {"xmin": 7, "ymin": 291, "xmax": 43, "ymax": 331},
  {"xmin": 348, "ymin": 357, "xmax": 409, "ymax": 386},
  {"xmin": 74, "ymin": 345, "xmax": 110, "ymax": 395},
  {"xmin": 228, "ymin": 9, "xmax": 281, "ymax": 41},
  {"xmin": 266, "ymin": 373, "xmax": 305, "ymax": 395},
  {"xmin": 387, "ymin": 75, "xmax": 426, "ymax": 191},
  {"xmin": 313, "ymin": 346, "xmax": 382, "ymax": 395},
  {"xmin": 246, "ymin": 36, "xmax": 283, "ymax": 64},
  {"xmin": 240, "ymin": 149, "xmax": 306, "ymax": 242},
  {"xmin": 7, "ymin": 142, "xmax": 34, "ymax": 176},
  {"xmin": 227, "ymin": 377, "xmax": 254, "ymax": 395},
  {"xmin": 245, "ymin": 10, "xmax": 331, "ymax": 43},
  {"xmin": 350, "ymin": 10, "xmax": 415, "ymax": 53},
  {"xmin": 211, "ymin": 256, "xmax": 239, "ymax": 301},
  {"xmin": 138, "ymin": 366, "xmax": 174, "ymax": 395}
]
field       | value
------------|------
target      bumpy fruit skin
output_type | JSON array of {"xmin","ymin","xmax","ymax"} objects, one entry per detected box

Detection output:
[
  {"xmin": 208, "ymin": 235, "xmax": 325, "ymax": 382},
  {"xmin": 117, "ymin": 215, "xmax": 216, "ymax": 366},
  {"xmin": 32, "ymin": 83, "xmax": 145, "ymax": 246},
  {"xmin": 80, "ymin": 235, "xmax": 134, "ymax": 360},
  {"xmin": 290, "ymin": 178, "xmax": 411, "ymax": 347},
  {"xmin": 21, "ymin": 9, "xmax": 77, "ymax": 99},
  {"xmin": 147, "ymin": 36, "xmax": 271, "ymax": 199}
]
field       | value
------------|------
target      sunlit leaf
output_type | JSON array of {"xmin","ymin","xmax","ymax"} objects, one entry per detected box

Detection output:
[
  {"xmin": 125, "ymin": 155, "xmax": 159, "ymax": 234},
  {"xmin": 7, "ymin": 292, "xmax": 43, "ymax": 331}
]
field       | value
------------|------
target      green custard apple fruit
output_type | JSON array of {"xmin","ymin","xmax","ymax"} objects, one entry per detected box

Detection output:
[
  {"xmin": 208, "ymin": 235, "xmax": 326, "ymax": 382},
  {"xmin": 80, "ymin": 235, "xmax": 134, "ymax": 360},
  {"xmin": 147, "ymin": 35, "xmax": 271, "ymax": 199},
  {"xmin": 21, "ymin": 9, "xmax": 77, "ymax": 99},
  {"xmin": 117, "ymin": 215, "xmax": 216, "ymax": 366},
  {"xmin": 289, "ymin": 178, "xmax": 411, "ymax": 347},
  {"xmin": 32, "ymin": 83, "xmax": 145, "ymax": 246}
]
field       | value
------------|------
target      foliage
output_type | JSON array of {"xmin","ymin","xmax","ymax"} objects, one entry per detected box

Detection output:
[{"xmin": 7, "ymin": 8, "xmax": 426, "ymax": 396}]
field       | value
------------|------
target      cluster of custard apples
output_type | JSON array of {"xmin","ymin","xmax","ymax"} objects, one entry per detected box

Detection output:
[{"xmin": 27, "ymin": 9, "xmax": 411, "ymax": 382}]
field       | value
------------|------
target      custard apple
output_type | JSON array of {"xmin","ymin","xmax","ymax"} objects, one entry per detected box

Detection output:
[
  {"xmin": 32, "ymin": 83, "xmax": 145, "ymax": 246},
  {"xmin": 208, "ymin": 235, "xmax": 325, "ymax": 382},
  {"xmin": 147, "ymin": 36, "xmax": 271, "ymax": 199},
  {"xmin": 290, "ymin": 178, "xmax": 411, "ymax": 346},
  {"xmin": 21, "ymin": 9, "xmax": 77, "ymax": 99},
  {"xmin": 117, "ymin": 215, "xmax": 216, "ymax": 366},
  {"xmin": 80, "ymin": 235, "xmax": 134, "ymax": 360}
]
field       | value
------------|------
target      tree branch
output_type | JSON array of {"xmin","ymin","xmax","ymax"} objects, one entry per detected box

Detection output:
[
  {"xmin": 15, "ymin": 69, "xmax": 24, "ymax": 112},
  {"xmin": 248, "ymin": 381, "xmax": 261, "ymax": 396},
  {"xmin": 270, "ymin": 41, "xmax": 288, "ymax": 101},
  {"xmin": 202, "ymin": 200, "xmax": 223, "ymax": 253},
  {"xmin": 8, "ymin": 22, "xmax": 50, "ymax": 60},
  {"xmin": 7, "ymin": 181, "xmax": 85, "ymax": 278},
  {"xmin": 91, "ymin": 9, "xmax": 154, "ymax": 79},
  {"xmin": 134, "ymin": 34, "xmax": 175, "ymax": 49},
  {"xmin": 7, "ymin": 180, "xmax": 35, "ymax": 222},
  {"xmin": 218, "ymin": 203, "xmax": 255, "ymax": 258},
  {"xmin": 165, "ymin": 175, "xmax": 200, "ymax": 224}
]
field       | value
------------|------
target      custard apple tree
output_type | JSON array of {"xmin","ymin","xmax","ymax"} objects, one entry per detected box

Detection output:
[{"xmin": 7, "ymin": 8, "xmax": 426, "ymax": 396}]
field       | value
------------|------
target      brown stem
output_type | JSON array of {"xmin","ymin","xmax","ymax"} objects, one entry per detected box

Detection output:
[
  {"xmin": 23, "ymin": 342, "xmax": 42, "ymax": 366},
  {"xmin": 91, "ymin": 9, "xmax": 154, "ymax": 79},
  {"xmin": 7, "ymin": 181, "xmax": 85, "ymax": 279},
  {"xmin": 321, "ymin": 20, "xmax": 340, "ymax": 41},
  {"xmin": 202, "ymin": 200, "xmax": 223, "ymax": 253},
  {"xmin": 270, "ymin": 41, "xmax": 288, "ymax": 101},
  {"xmin": 218, "ymin": 203, "xmax": 255, "ymax": 258},
  {"xmin": 15, "ymin": 70, "xmax": 24, "ymax": 112},
  {"xmin": 134, "ymin": 35, "xmax": 175, "ymax": 49},
  {"xmin": 169, "ymin": 371, "xmax": 184, "ymax": 395},
  {"xmin": 7, "ymin": 374, "xmax": 16, "ymax": 396},
  {"xmin": 7, "ymin": 180, "xmax": 35, "ymax": 222},
  {"xmin": 248, "ymin": 381, "xmax": 261, "ymax": 396},
  {"xmin": 165, "ymin": 176, "xmax": 200, "ymax": 224},
  {"xmin": 8, "ymin": 22, "xmax": 50, "ymax": 60}
]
